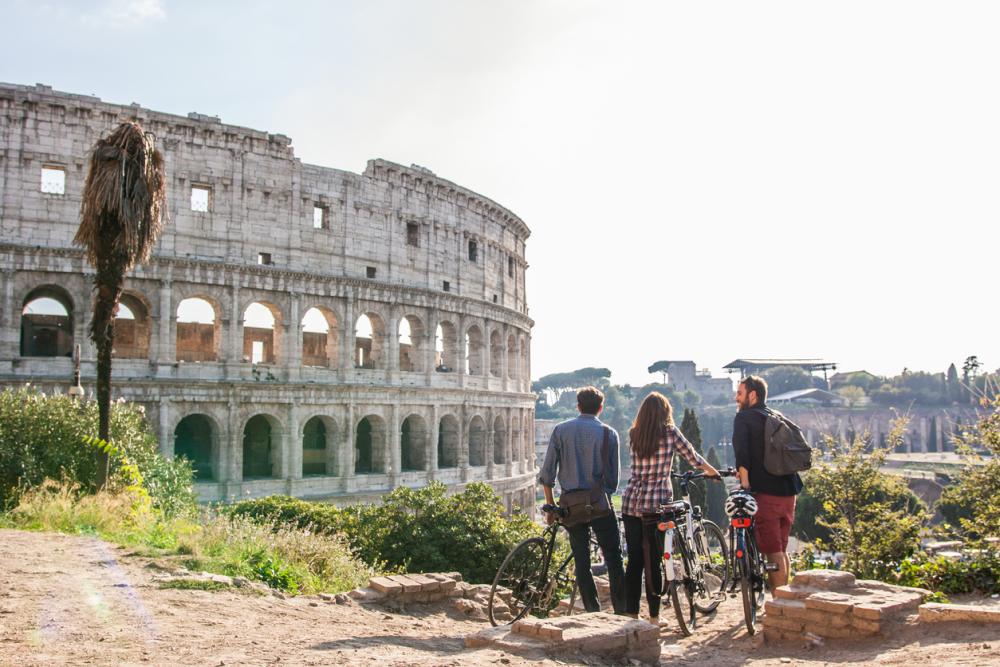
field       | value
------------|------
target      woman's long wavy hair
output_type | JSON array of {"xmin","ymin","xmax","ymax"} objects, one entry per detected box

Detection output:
[{"xmin": 628, "ymin": 391, "xmax": 674, "ymax": 459}]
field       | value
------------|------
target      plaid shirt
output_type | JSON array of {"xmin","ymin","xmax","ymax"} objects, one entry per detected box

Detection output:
[{"xmin": 621, "ymin": 424, "xmax": 706, "ymax": 517}]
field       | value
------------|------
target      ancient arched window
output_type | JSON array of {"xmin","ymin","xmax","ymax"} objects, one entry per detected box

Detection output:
[
  {"xmin": 112, "ymin": 293, "xmax": 150, "ymax": 359},
  {"xmin": 355, "ymin": 313, "xmax": 385, "ymax": 369},
  {"xmin": 465, "ymin": 325, "xmax": 483, "ymax": 376},
  {"xmin": 243, "ymin": 302, "xmax": 280, "ymax": 364},
  {"xmin": 435, "ymin": 321, "xmax": 459, "ymax": 372},
  {"xmin": 489, "ymin": 329, "xmax": 503, "ymax": 378},
  {"xmin": 398, "ymin": 315, "xmax": 425, "ymax": 373},
  {"xmin": 176, "ymin": 297, "xmax": 218, "ymax": 362},
  {"xmin": 468, "ymin": 415, "xmax": 486, "ymax": 466},
  {"xmin": 493, "ymin": 416, "xmax": 507, "ymax": 465},
  {"xmin": 302, "ymin": 416, "xmax": 328, "ymax": 476},
  {"xmin": 301, "ymin": 307, "xmax": 338, "ymax": 368},
  {"xmin": 20, "ymin": 288, "xmax": 73, "ymax": 357},
  {"xmin": 355, "ymin": 415, "xmax": 386, "ymax": 474}
]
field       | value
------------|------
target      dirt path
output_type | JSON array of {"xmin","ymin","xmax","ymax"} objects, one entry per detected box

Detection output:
[{"xmin": 0, "ymin": 529, "xmax": 997, "ymax": 666}]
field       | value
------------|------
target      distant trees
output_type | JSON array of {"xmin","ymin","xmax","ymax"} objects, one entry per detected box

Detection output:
[{"xmin": 760, "ymin": 366, "xmax": 822, "ymax": 396}]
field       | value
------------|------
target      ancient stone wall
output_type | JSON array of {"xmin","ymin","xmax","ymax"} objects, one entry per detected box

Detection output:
[{"xmin": 0, "ymin": 83, "xmax": 536, "ymax": 511}]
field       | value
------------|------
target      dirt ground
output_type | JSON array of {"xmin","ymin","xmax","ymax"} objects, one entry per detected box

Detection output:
[{"xmin": 1, "ymin": 529, "xmax": 998, "ymax": 666}]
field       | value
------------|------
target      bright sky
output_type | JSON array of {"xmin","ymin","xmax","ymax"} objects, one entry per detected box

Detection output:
[{"xmin": 4, "ymin": 1, "xmax": 997, "ymax": 386}]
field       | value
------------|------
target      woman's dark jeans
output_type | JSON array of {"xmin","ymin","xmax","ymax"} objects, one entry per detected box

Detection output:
[
  {"xmin": 566, "ymin": 511, "xmax": 625, "ymax": 613},
  {"xmin": 623, "ymin": 513, "xmax": 666, "ymax": 617}
]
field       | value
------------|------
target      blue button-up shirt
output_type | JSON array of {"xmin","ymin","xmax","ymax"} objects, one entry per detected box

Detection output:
[{"xmin": 537, "ymin": 414, "xmax": 620, "ymax": 495}]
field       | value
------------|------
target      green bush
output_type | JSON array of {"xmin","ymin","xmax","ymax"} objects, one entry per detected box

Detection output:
[
  {"xmin": 897, "ymin": 547, "xmax": 1000, "ymax": 595},
  {"xmin": 226, "ymin": 481, "xmax": 538, "ymax": 583},
  {"xmin": 0, "ymin": 388, "xmax": 195, "ymax": 516}
]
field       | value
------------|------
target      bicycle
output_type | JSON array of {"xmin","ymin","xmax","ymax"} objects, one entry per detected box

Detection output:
[
  {"xmin": 718, "ymin": 469, "xmax": 770, "ymax": 635},
  {"xmin": 487, "ymin": 503, "xmax": 579, "ymax": 625},
  {"xmin": 655, "ymin": 470, "xmax": 729, "ymax": 636}
]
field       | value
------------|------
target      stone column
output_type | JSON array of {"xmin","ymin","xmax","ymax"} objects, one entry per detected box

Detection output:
[
  {"xmin": 286, "ymin": 403, "xmax": 300, "ymax": 480},
  {"xmin": 428, "ymin": 404, "xmax": 439, "ymax": 481},
  {"xmin": 389, "ymin": 403, "xmax": 400, "ymax": 487},
  {"xmin": 227, "ymin": 398, "xmax": 241, "ymax": 484},
  {"xmin": 457, "ymin": 314, "xmax": 467, "ymax": 388},
  {"xmin": 486, "ymin": 409, "xmax": 495, "ymax": 480},
  {"xmin": 937, "ymin": 415, "xmax": 949, "ymax": 453},
  {"xmin": 459, "ymin": 404, "xmax": 469, "ymax": 482},
  {"xmin": 1, "ymin": 269, "xmax": 15, "ymax": 358},
  {"xmin": 157, "ymin": 280, "xmax": 173, "ymax": 363},
  {"xmin": 387, "ymin": 310, "xmax": 399, "ymax": 378},
  {"xmin": 513, "ymin": 335, "xmax": 522, "ymax": 393},
  {"xmin": 500, "ymin": 327, "xmax": 509, "ymax": 393},
  {"xmin": 504, "ymin": 409, "xmax": 514, "ymax": 478},
  {"xmin": 158, "ymin": 397, "xmax": 171, "ymax": 459},
  {"xmin": 340, "ymin": 298, "xmax": 355, "ymax": 372},
  {"xmin": 425, "ymin": 308, "xmax": 438, "ymax": 383},
  {"xmin": 919, "ymin": 417, "xmax": 930, "ymax": 454},
  {"xmin": 342, "ymin": 403, "xmax": 355, "ymax": 479},
  {"xmin": 286, "ymin": 292, "xmax": 301, "ymax": 382},
  {"xmin": 226, "ymin": 283, "xmax": 241, "ymax": 369}
]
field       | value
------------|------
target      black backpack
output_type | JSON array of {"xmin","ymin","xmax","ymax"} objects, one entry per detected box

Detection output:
[{"xmin": 755, "ymin": 408, "xmax": 813, "ymax": 476}]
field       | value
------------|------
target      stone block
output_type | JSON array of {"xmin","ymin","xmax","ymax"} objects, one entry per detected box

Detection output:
[
  {"xmin": 512, "ymin": 619, "xmax": 540, "ymax": 637},
  {"xmin": 806, "ymin": 623, "xmax": 855, "ymax": 639},
  {"xmin": 764, "ymin": 616, "xmax": 806, "ymax": 633},
  {"xmin": 407, "ymin": 574, "xmax": 441, "ymax": 591},
  {"xmin": 444, "ymin": 571, "xmax": 462, "ymax": 582},
  {"xmin": 763, "ymin": 626, "xmax": 797, "ymax": 643},
  {"xmin": 919, "ymin": 603, "xmax": 1000, "ymax": 624},
  {"xmin": 368, "ymin": 577, "xmax": 402, "ymax": 596},
  {"xmin": 850, "ymin": 617, "xmax": 882, "ymax": 634},
  {"xmin": 387, "ymin": 574, "xmax": 422, "ymax": 593},
  {"xmin": 765, "ymin": 598, "xmax": 805, "ymax": 617},
  {"xmin": 792, "ymin": 570, "xmax": 857, "ymax": 589},
  {"xmin": 774, "ymin": 584, "xmax": 817, "ymax": 600},
  {"xmin": 804, "ymin": 591, "xmax": 854, "ymax": 614},
  {"xmin": 794, "ymin": 608, "xmax": 851, "ymax": 627},
  {"xmin": 537, "ymin": 624, "xmax": 563, "ymax": 641}
]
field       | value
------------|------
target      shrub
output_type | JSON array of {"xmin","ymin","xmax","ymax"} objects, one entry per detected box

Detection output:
[
  {"xmin": 226, "ymin": 481, "xmax": 538, "ymax": 583},
  {"xmin": 933, "ymin": 396, "xmax": 1000, "ymax": 539},
  {"xmin": 794, "ymin": 417, "xmax": 926, "ymax": 580},
  {"xmin": 0, "ymin": 388, "xmax": 195, "ymax": 516},
  {"xmin": 897, "ymin": 547, "xmax": 1000, "ymax": 596}
]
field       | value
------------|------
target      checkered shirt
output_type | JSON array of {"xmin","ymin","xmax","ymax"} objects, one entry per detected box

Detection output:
[{"xmin": 621, "ymin": 424, "xmax": 707, "ymax": 517}]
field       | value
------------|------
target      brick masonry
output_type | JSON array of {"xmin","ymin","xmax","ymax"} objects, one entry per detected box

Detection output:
[{"xmin": 0, "ymin": 82, "xmax": 537, "ymax": 511}]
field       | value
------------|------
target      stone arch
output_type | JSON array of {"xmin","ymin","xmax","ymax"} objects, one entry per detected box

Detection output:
[
  {"xmin": 398, "ymin": 314, "xmax": 426, "ymax": 373},
  {"xmin": 506, "ymin": 334, "xmax": 516, "ymax": 380},
  {"xmin": 243, "ymin": 301, "xmax": 282, "ymax": 365},
  {"xmin": 301, "ymin": 306, "xmax": 339, "ymax": 368},
  {"xmin": 489, "ymin": 328, "xmax": 503, "ymax": 378},
  {"xmin": 302, "ymin": 415, "xmax": 337, "ymax": 476},
  {"xmin": 112, "ymin": 291, "xmax": 152, "ymax": 360},
  {"xmin": 493, "ymin": 415, "xmax": 507, "ymax": 465},
  {"xmin": 465, "ymin": 324, "xmax": 484, "ymax": 375},
  {"xmin": 242, "ymin": 414, "xmax": 281, "ymax": 479},
  {"xmin": 468, "ymin": 415, "xmax": 487, "ymax": 466},
  {"xmin": 355, "ymin": 414, "xmax": 387, "ymax": 474},
  {"xmin": 174, "ymin": 413, "xmax": 216, "ymax": 481},
  {"xmin": 176, "ymin": 296, "xmax": 220, "ymax": 362},
  {"xmin": 435, "ymin": 320, "xmax": 459, "ymax": 372},
  {"xmin": 355, "ymin": 312, "xmax": 386, "ymax": 369},
  {"xmin": 20, "ymin": 285, "xmax": 74, "ymax": 357},
  {"xmin": 400, "ymin": 414, "xmax": 429, "ymax": 471},
  {"xmin": 509, "ymin": 414, "xmax": 520, "ymax": 463},
  {"xmin": 438, "ymin": 414, "xmax": 460, "ymax": 468}
]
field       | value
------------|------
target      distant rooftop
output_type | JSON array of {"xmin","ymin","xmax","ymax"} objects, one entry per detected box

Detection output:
[
  {"xmin": 768, "ymin": 388, "xmax": 844, "ymax": 405},
  {"xmin": 724, "ymin": 358, "xmax": 837, "ymax": 375}
]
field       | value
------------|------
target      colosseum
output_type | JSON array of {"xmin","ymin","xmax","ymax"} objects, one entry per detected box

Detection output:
[{"xmin": 0, "ymin": 82, "xmax": 537, "ymax": 512}]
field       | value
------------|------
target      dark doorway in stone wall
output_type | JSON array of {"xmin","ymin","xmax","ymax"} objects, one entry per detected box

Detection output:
[
  {"xmin": 401, "ymin": 415, "xmax": 427, "ymax": 471},
  {"xmin": 20, "ymin": 287, "xmax": 73, "ymax": 357},
  {"xmin": 174, "ymin": 414, "xmax": 214, "ymax": 481},
  {"xmin": 438, "ymin": 415, "xmax": 459, "ymax": 468},
  {"xmin": 355, "ymin": 416, "xmax": 385, "ymax": 474},
  {"xmin": 468, "ymin": 415, "xmax": 486, "ymax": 466},
  {"xmin": 302, "ymin": 417, "xmax": 327, "ymax": 476},
  {"xmin": 243, "ymin": 415, "xmax": 275, "ymax": 478}
]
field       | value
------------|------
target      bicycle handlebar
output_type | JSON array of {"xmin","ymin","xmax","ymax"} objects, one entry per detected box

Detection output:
[{"xmin": 541, "ymin": 503, "xmax": 567, "ymax": 517}]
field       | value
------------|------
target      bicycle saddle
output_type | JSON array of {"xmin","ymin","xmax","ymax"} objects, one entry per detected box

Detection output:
[{"xmin": 657, "ymin": 500, "xmax": 688, "ymax": 515}]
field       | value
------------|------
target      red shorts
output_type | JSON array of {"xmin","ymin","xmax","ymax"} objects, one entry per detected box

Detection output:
[{"xmin": 753, "ymin": 493, "xmax": 796, "ymax": 553}]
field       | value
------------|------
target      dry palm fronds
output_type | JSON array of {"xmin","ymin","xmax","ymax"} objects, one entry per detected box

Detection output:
[{"xmin": 75, "ymin": 121, "xmax": 166, "ymax": 269}]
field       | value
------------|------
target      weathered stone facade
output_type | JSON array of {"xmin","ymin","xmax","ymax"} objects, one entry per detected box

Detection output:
[{"xmin": 0, "ymin": 82, "xmax": 536, "ymax": 510}]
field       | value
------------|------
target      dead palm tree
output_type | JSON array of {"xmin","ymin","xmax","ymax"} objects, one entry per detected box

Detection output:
[{"xmin": 75, "ymin": 121, "xmax": 167, "ymax": 485}]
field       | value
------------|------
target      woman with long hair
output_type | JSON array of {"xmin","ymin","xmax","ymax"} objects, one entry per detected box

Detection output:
[{"xmin": 621, "ymin": 391, "xmax": 719, "ymax": 625}]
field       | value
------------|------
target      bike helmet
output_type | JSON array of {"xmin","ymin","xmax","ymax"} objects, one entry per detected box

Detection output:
[{"xmin": 725, "ymin": 490, "xmax": 758, "ymax": 517}]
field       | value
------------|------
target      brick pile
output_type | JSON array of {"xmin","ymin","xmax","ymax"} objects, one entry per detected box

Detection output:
[
  {"xmin": 764, "ymin": 570, "xmax": 929, "ymax": 643},
  {"xmin": 466, "ymin": 612, "xmax": 661, "ymax": 664}
]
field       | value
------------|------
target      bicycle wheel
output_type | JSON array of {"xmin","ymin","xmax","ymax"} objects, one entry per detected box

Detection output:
[
  {"xmin": 740, "ymin": 560, "xmax": 757, "ymax": 635},
  {"xmin": 489, "ymin": 537, "xmax": 548, "ymax": 626},
  {"xmin": 692, "ymin": 520, "xmax": 729, "ymax": 614},
  {"xmin": 666, "ymin": 542, "xmax": 696, "ymax": 636}
]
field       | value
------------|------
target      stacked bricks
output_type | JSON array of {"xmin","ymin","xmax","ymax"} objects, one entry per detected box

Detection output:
[
  {"xmin": 351, "ymin": 572, "xmax": 460, "ymax": 604},
  {"xmin": 467, "ymin": 612, "xmax": 661, "ymax": 665},
  {"xmin": 764, "ymin": 570, "xmax": 929, "ymax": 643}
]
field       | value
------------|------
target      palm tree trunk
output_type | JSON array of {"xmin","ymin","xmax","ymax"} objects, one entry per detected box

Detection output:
[{"xmin": 92, "ymin": 242, "xmax": 124, "ymax": 488}]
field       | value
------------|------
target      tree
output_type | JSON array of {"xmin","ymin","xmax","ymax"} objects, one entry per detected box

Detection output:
[
  {"xmin": 760, "ymin": 366, "xmax": 814, "ymax": 396},
  {"xmin": 795, "ymin": 418, "xmax": 926, "ymax": 579},
  {"xmin": 836, "ymin": 385, "xmax": 866, "ymax": 408},
  {"xmin": 532, "ymin": 367, "xmax": 611, "ymax": 393},
  {"xmin": 675, "ymin": 409, "xmax": 706, "ymax": 510},
  {"xmin": 947, "ymin": 363, "xmax": 961, "ymax": 404},
  {"xmin": 962, "ymin": 356, "xmax": 982, "ymax": 405},
  {"xmin": 74, "ymin": 122, "xmax": 167, "ymax": 485}
]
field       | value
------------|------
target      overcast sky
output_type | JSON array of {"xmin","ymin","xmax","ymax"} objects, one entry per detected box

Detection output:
[{"xmin": 3, "ymin": 1, "xmax": 996, "ymax": 386}]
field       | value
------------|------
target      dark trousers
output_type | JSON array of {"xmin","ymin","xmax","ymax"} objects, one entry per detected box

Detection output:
[
  {"xmin": 623, "ymin": 514, "xmax": 666, "ymax": 617},
  {"xmin": 566, "ymin": 511, "xmax": 626, "ymax": 613}
]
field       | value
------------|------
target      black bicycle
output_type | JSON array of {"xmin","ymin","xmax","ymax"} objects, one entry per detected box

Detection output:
[
  {"xmin": 487, "ymin": 504, "xmax": 579, "ymax": 625},
  {"xmin": 656, "ymin": 470, "xmax": 730, "ymax": 636},
  {"xmin": 719, "ymin": 470, "xmax": 768, "ymax": 635}
]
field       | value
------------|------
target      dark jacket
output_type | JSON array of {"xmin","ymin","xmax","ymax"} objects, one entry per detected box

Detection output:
[{"xmin": 733, "ymin": 404, "xmax": 803, "ymax": 496}]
